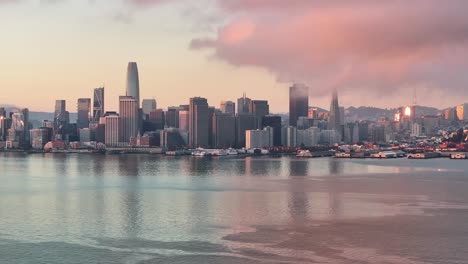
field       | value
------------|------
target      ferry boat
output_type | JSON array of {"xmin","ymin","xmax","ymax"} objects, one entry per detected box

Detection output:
[{"xmin": 296, "ymin": 150, "xmax": 313, "ymax": 158}]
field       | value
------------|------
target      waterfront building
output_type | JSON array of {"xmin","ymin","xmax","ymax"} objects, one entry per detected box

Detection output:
[
  {"xmin": 220, "ymin": 101, "xmax": 236, "ymax": 116},
  {"xmin": 237, "ymin": 93, "xmax": 251, "ymax": 115},
  {"xmin": 282, "ymin": 126, "xmax": 297, "ymax": 147},
  {"xmin": 30, "ymin": 128, "xmax": 53, "ymax": 150},
  {"xmin": 104, "ymin": 112, "xmax": 120, "ymax": 146},
  {"xmin": 246, "ymin": 127, "xmax": 273, "ymax": 149},
  {"xmin": 119, "ymin": 96, "xmax": 139, "ymax": 143},
  {"xmin": 344, "ymin": 123, "xmax": 360, "ymax": 144},
  {"xmin": 189, "ymin": 97, "xmax": 210, "ymax": 148},
  {"xmin": 297, "ymin": 127, "xmax": 320, "ymax": 147},
  {"xmin": 213, "ymin": 113, "xmax": 236, "ymax": 148},
  {"xmin": 79, "ymin": 128, "xmax": 92, "ymax": 142},
  {"xmin": 77, "ymin": 98, "xmax": 91, "ymax": 129},
  {"xmin": 126, "ymin": 62, "xmax": 140, "ymax": 106},
  {"xmin": 320, "ymin": 130, "xmax": 341, "ymax": 145},
  {"xmin": 93, "ymin": 87, "xmax": 105, "ymax": 122},
  {"xmin": 289, "ymin": 83, "xmax": 309, "ymax": 127},
  {"xmin": 160, "ymin": 128, "xmax": 186, "ymax": 150},
  {"xmin": 261, "ymin": 115, "xmax": 282, "ymax": 146},
  {"xmin": 249, "ymin": 100, "xmax": 269, "ymax": 128}
]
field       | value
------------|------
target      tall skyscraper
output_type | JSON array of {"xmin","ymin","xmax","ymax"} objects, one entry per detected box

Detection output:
[
  {"xmin": 54, "ymin": 100, "xmax": 69, "ymax": 130},
  {"xmin": 289, "ymin": 83, "xmax": 309, "ymax": 127},
  {"xmin": 142, "ymin": 99, "xmax": 157, "ymax": 118},
  {"xmin": 77, "ymin": 98, "xmax": 91, "ymax": 129},
  {"xmin": 237, "ymin": 93, "xmax": 251, "ymax": 115},
  {"xmin": 126, "ymin": 62, "xmax": 140, "ymax": 106},
  {"xmin": 250, "ymin": 100, "xmax": 270, "ymax": 128},
  {"xmin": 119, "ymin": 96, "xmax": 139, "ymax": 143},
  {"xmin": 220, "ymin": 101, "xmax": 236, "ymax": 116},
  {"xmin": 189, "ymin": 97, "xmax": 209, "ymax": 148},
  {"xmin": 328, "ymin": 90, "xmax": 341, "ymax": 132},
  {"xmin": 0, "ymin": 107, "xmax": 6, "ymax": 118},
  {"xmin": 93, "ymin": 87, "xmax": 105, "ymax": 122}
]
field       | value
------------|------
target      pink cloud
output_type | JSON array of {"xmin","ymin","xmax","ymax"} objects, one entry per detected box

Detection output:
[{"xmin": 186, "ymin": 0, "xmax": 468, "ymax": 105}]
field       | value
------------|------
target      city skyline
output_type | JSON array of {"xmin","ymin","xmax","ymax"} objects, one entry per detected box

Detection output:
[{"xmin": 2, "ymin": 1, "xmax": 468, "ymax": 112}]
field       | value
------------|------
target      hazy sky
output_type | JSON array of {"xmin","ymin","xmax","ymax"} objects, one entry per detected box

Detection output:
[{"xmin": 1, "ymin": 0, "xmax": 468, "ymax": 112}]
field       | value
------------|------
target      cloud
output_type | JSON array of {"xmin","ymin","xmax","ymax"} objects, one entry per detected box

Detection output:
[{"xmin": 185, "ymin": 0, "xmax": 468, "ymax": 104}]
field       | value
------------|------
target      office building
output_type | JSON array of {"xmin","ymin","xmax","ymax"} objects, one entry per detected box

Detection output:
[
  {"xmin": 166, "ymin": 106, "xmax": 180, "ymax": 128},
  {"xmin": 30, "ymin": 128, "xmax": 53, "ymax": 150},
  {"xmin": 93, "ymin": 87, "xmax": 105, "ymax": 122},
  {"xmin": 160, "ymin": 128, "xmax": 186, "ymax": 150},
  {"xmin": 328, "ymin": 90, "xmax": 341, "ymax": 131},
  {"xmin": 147, "ymin": 109, "xmax": 165, "ymax": 131},
  {"xmin": 235, "ymin": 114, "xmax": 256, "ymax": 148},
  {"xmin": 0, "ymin": 107, "xmax": 5, "ymax": 118},
  {"xmin": 189, "ymin": 97, "xmax": 210, "ymax": 148},
  {"xmin": 320, "ymin": 130, "xmax": 341, "ymax": 145},
  {"xmin": 54, "ymin": 100, "xmax": 69, "ymax": 130},
  {"xmin": 220, "ymin": 101, "xmax": 236, "ymax": 116},
  {"xmin": 297, "ymin": 127, "xmax": 320, "ymax": 147},
  {"xmin": 104, "ymin": 112, "xmax": 120, "ymax": 146},
  {"xmin": 119, "ymin": 96, "xmax": 139, "ymax": 143},
  {"xmin": 142, "ymin": 99, "xmax": 157, "ymax": 118},
  {"xmin": 246, "ymin": 128, "xmax": 273, "ymax": 149},
  {"xmin": 213, "ymin": 113, "xmax": 236, "ymax": 148},
  {"xmin": 77, "ymin": 98, "xmax": 91, "ymax": 129},
  {"xmin": 126, "ymin": 62, "xmax": 140, "ymax": 106},
  {"xmin": 444, "ymin": 108, "xmax": 457, "ymax": 121},
  {"xmin": 179, "ymin": 110, "xmax": 189, "ymax": 131},
  {"xmin": 261, "ymin": 115, "xmax": 282, "ymax": 146},
  {"xmin": 237, "ymin": 93, "xmax": 251, "ymax": 115},
  {"xmin": 0, "ymin": 116, "xmax": 11, "ymax": 142},
  {"xmin": 289, "ymin": 83, "xmax": 309, "ymax": 127},
  {"xmin": 282, "ymin": 126, "xmax": 297, "ymax": 147},
  {"xmin": 250, "ymin": 100, "xmax": 269, "ymax": 128}
]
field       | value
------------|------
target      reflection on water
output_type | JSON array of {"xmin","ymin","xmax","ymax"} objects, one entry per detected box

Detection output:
[{"xmin": 1, "ymin": 153, "xmax": 468, "ymax": 263}]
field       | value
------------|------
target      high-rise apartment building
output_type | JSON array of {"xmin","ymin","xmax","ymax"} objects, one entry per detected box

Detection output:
[
  {"xmin": 77, "ymin": 98, "xmax": 91, "ymax": 129},
  {"xmin": 93, "ymin": 87, "xmax": 105, "ymax": 122},
  {"xmin": 126, "ymin": 62, "xmax": 140, "ymax": 106},
  {"xmin": 289, "ymin": 83, "xmax": 309, "ymax": 127},
  {"xmin": 189, "ymin": 97, "xmax": 210, "ymax": 148},
  {"xmin": 456, "ymin": 103, "xmax": 468, "ymax": 121},
  {"xmin": 119, "ymin": 96, "xmax": 139, "ymax": 143}
]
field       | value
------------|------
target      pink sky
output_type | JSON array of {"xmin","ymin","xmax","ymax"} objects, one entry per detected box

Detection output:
[{"xmin": 1, "ymin": 0, "xmax": 468, "ymax": 112}]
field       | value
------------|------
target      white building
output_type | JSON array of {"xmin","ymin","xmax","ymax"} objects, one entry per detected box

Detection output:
[
  {"xmin": 297, "ymin": 127, "xmax": 320, "ymax": 147},
  {"xmin": 246, "ymin": 127, "xmax": 273, "ymax": 149},
  {"xmin": 320, "ymin": 130, "xmax": 341, "ymax": 145},
  {"xmin": 281, "ymin": 126, "xmax": 297, "ymax": 147},
  {"xmin": 411, "ymin": 123, "xmax": 422, "ymax": 137},
  {"xmin": 104, "ymin": 113, "xmax": 120, "ymax": 146}
]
